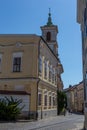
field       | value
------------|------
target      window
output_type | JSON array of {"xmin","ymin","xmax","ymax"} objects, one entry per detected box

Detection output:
[
  {"xmin": 53, "ymin": 96, "xmax": 56, "ymax": 106},
  {"xmin": 46, "ymin": 32, "xmax": 51, "ymax": 41},
  {"xmin": 13, "ymin": 52, "xmax": 22, "ymax": 72},
  {"xmin": 49, "ymin": 65, "xmax": 52, "ymax": 82},
  {"xmin": 13, "ymin": 57, "xmax": 21, "ymax": 72},
  {"xmin": 38, "ymin": 93, "xmax": 42, "ymax": 106},
  {"xmin": 39, "ymin": 56, "xmax": 42, "ymax": 75},
  {"xmin": 49, "ymin": 96, "xmax": 51, "ymax": 106},
  {"xmin": 44, "ymin": 95, "xmax": 47, "ymax": 106},
  {"xmin": 52, "ymin": 68, "xmax": 55, "ymax": 83},
  {"xmin": 55, "ymin": 73, "xmax": 57, "ymax": 85},
  {"xmin": 53, "ymin": 97, "xmax": 55, "ymax": 106},
  {"xmin": 44, "ymin": 60, "xmax": 47, "ymax": 79}
]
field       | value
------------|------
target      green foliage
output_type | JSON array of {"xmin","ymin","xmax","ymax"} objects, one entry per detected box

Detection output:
[
  {"xmin": 0, "ymin": 96, "xmax": 24, "ymax": 121},
  {"xmin": 57, "ymin": 90, "xmax": 67, "ymax": 115}
]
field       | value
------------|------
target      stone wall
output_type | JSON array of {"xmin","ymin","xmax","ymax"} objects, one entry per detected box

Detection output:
[{"xmin": 38, "ymin": 109, "xmax": 57, "ymax": 119}]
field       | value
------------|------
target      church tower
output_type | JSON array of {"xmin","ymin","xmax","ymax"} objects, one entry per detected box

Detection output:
[{"xmin": 41, "ymin": 9, "xmax": 58, "ymax": 56}]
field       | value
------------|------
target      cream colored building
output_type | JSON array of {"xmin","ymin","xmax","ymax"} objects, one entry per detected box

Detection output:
[
  {"xmin": 0, "ymin": 12, "xmax": 63, "ymax": 119},
  {"xmin": 74, "ymin": 82, "xmax": 84, "ymax": 113},
  {"xmin": 77, "ymin": 0, "xmax": 87, "ymax": 129},
  {"xmin": 77, "ymin": 82, "xmax": 84, "ymax": 112},
  {"xmin": 68, "ymin": 86, "xmax": 75, "ymax": 111},
  {"xmin": 64, "ymin": 86, "xmax": 75, "ymax": 112},
  {"xmin": 64, "ymin": 82, "xmax": 84, "ymax": 113}
]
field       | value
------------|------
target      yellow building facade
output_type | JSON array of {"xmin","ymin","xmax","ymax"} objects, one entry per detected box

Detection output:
[
  {"xmin": 74, "ymin": 82, "xmax": 84, "ymax": 113},
  {"xmin": 64, "ymin": 82, "xmax": 84, "ymax": 113},
  {"xmin": 0, "ymin": 12, "xmax": 63, "ymax": 119}
]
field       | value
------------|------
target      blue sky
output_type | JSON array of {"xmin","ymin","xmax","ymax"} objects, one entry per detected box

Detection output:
[{"xmin": 0, "ymin": 0, "xmax": 82, "ymax": 88}]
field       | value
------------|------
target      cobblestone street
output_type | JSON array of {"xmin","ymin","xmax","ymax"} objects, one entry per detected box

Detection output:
[{"xmin": 0, "ymin": 114, "xmax": 84, "ymax": 130}]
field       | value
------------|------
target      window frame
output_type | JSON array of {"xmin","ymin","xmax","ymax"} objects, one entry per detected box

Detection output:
[
  {"xmin": 13, "ymin": 57, "xmax": 21, "ymax": 72},
  {"xmin": 39, "ymin": 55, "xmax": 42, "ymax": 75},
  {"xmin": 49, "ymin": 65, "xmax": 52, "ymax": 82},
  {"xmin": 12, "ymin": 52, "xmax": 22, "ymax": 72},
  {"xmin": 44, "ymin": 60, "xmax": 48, "ymax": 79},
  {"xmin": 44, "ymin": 94, "xmax": 47, "ymax": 106},
  {"xmin": 38, "ymin": 93, "xmax": 42, "ymax": 106}
]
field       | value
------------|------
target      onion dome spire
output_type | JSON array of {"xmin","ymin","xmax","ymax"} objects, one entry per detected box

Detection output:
[{"xmin": 47, "ymin": 8, "xmax": 53, "ymax": 26}]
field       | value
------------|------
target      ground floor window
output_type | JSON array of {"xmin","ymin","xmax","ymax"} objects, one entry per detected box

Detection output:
[
  {"xmin": 38, "ymin": 93, "xmax": 42, "ymax": 106},
  {"xmin": 44, "ymin": 95, "xmax": 47, "ymax": 106},
  {"xmin": 49, "ymin": 96, "xmax": 51, "ymax": 109}
]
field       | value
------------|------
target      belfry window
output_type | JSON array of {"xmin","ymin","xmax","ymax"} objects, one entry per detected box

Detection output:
[{"xmin": 46, "ymin": 32, "xmax": 51, "ymax": 41}]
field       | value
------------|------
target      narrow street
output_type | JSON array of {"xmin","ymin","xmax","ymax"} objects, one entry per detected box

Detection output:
[{"xmin": 0, "ymin": 114, "xmax": 84, "ymax": 130}]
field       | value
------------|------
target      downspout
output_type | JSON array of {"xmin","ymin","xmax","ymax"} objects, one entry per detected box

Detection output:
[{"xmin": 36, "ymin": 37, "xmax": 41, "ymax": 120}]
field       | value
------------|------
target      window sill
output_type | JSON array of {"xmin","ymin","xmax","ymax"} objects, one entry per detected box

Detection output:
[{"xmin": 12, "ymin": 71, "xmax": 22, "ymax": 73}]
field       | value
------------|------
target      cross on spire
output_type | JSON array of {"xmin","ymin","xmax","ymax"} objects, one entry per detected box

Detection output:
[
  {"xmin": 47, "ymin": 8, "xmax": 53, "ymax": 26},
  {"xmin": 49, "ymin": 8, "xmax": 51, "ymax": 14}
]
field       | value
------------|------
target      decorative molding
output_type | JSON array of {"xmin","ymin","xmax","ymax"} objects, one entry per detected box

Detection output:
[{"xmin": 16, "ymin": 42, "xmax": 22, "ymax": 47}]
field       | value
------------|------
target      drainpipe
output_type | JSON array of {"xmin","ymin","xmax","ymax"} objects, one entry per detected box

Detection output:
[
  {"xmin": 36, "ymin": 78, "xmax": 40, "ymax": 120},
  {"xmin": 35, "ymin": 37, "xmax": 41, "ymax": 120}
]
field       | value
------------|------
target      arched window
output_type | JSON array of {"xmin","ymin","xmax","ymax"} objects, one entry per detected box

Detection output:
[{"xmin": 46, "ymin": 32, "xmax": 51, "ymax": 41}]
